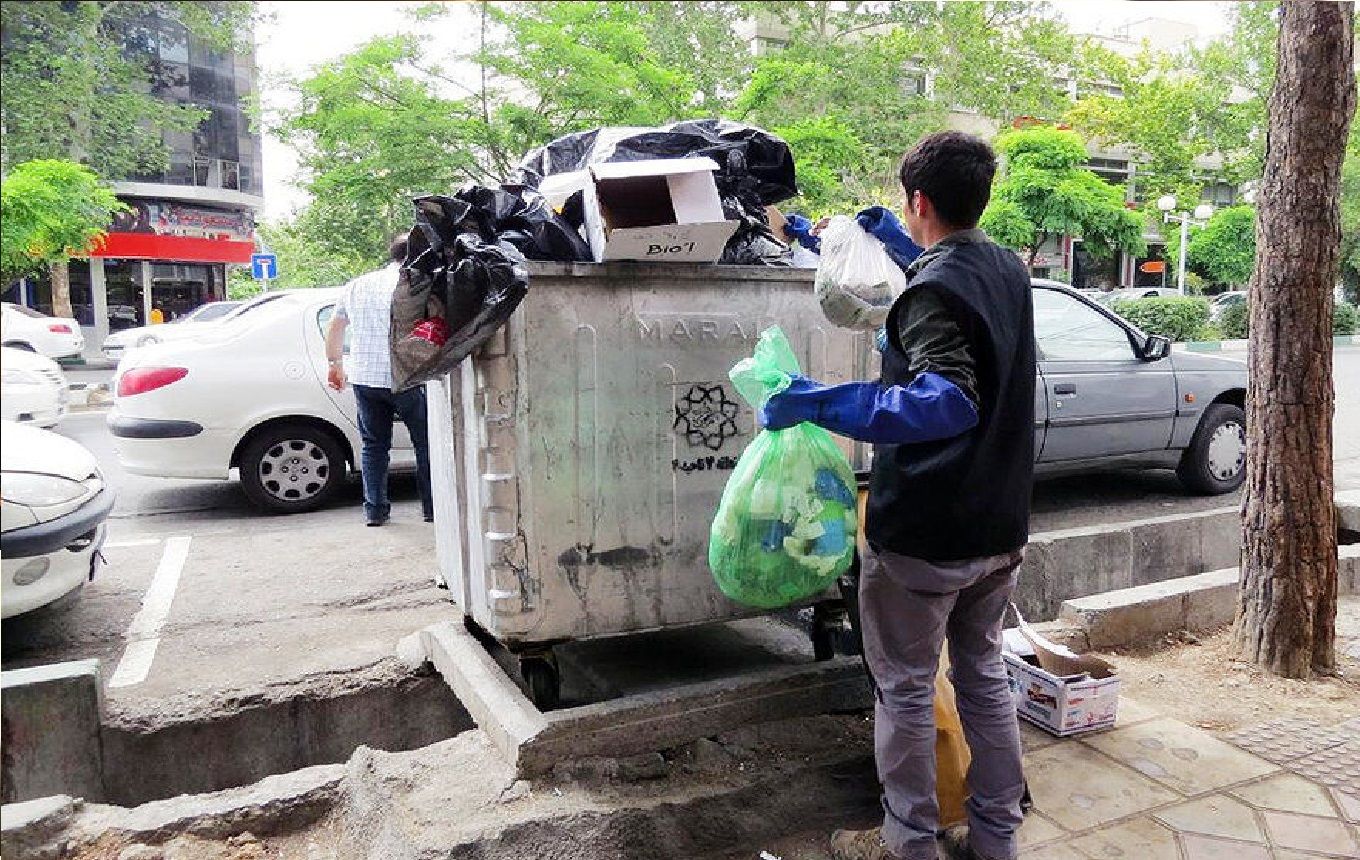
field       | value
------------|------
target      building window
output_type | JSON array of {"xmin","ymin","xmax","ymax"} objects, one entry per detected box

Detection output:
[
  {"xmin": 902, "ymin": 66, "xmax": 928, "ymax": 96},
  {"xmin": 1086, "ymin": 158, "xmax": 1131, "ymax": 188},
  {"xmin": 1201, "ymin": 182, "xmax": 1236, "ymax": 208}
]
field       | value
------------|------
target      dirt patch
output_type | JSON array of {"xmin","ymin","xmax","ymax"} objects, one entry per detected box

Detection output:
[{"xmin": 1092, "ymin": 595, "xmax": 1360, "ymax": 733}]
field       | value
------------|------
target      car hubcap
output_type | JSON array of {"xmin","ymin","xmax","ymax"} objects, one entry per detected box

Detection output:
[
  {"xmin": 1207, "ymin": 421, "xmax": 1246, "ymax": 481},
  {"xmin": 258, "ymin": 439, "xmax": 330, "ymax": 502}
]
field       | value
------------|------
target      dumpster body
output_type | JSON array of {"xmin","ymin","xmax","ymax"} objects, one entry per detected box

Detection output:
[{"xmin": 428, "ymin": 262, "xmax": 877, "ymax": 702}]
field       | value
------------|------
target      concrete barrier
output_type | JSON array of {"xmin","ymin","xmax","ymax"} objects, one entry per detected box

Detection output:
[
  {"xmin": 1014, "ymin": 507, "xmax": 1240, "ymax": 621},
  {"xmin": 1, "ymin": 661, "xmax": 104, "ymax": 804},
  {"xmin": 1058, "ymin": 568, "xmax": 1238, "ymax": 648}
]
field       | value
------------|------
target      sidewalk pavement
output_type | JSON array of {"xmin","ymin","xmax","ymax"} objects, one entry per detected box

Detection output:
[{"xmin": 1015, "ymin": 700, "xmax": 1359, "ymax": 860}]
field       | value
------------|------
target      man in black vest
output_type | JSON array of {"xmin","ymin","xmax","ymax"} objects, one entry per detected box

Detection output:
[{"xmin": 763, "ymin": 131, "xmax": 1035, "ymax": 860}]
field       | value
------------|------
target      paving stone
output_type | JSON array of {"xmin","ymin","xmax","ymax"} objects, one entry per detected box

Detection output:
[
  {"xmin": 1261, "ymin": 810, "xmax": 1360, "ymax": 855},
  {"xmin": 1022, "ymin": 742, "xmax": 1179, "ymax": 832},
  {"xmin": 1018, "ymin": 812, "xmax": 1066, "ymax": 848},
  {"xmin": 1332, "ymin": 787, "xmax": 1360, "ymax": 823},
  {"xmin": 1271, "ymin": 850, "xmax": 1355, "ymax": 860},
  {"xmin": 1083, "ymin": 717, "xmax": 1277, "ymax": 796},
  {"xmin": 1225, "ymin": 719, "xmax": 1353, "ymax": 765},
  {"xmin": 1114, "ymin": 695, "xmax": 1161, "ymax": 728},
  {"xmin": 1284, "ymin": 743, "xmax": 1360, "ymax": 796},
  {"xmin": 1067, "ymin": 816, "xmax": 1181, "ymax": 859},
  {"xmin": 1227, "ymin": 772, "xmax": 1340, "ymax": 817},
  {"xmin": 1179, "ymin": 833, "xmax": 1270, "ymax": 860},
  {"xmin": 1020, "ymin": 718, "xmax": 1061, "ymax": 753},
  {"xmin": 1153, "ymin": 794, "xmax": 1264, "ymax": 843},
  {"xmin": 1020, "ymin": 844, "xmax": 1090, "ymax": 860}
]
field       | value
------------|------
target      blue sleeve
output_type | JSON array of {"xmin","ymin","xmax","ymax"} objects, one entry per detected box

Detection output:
[
  {"xmin": 782, "ymin": 213, "xmax": 822, "ymax": 253},
  {"xmin": 856, "ymin": 206, "xmax": 922, "ymax": 270},
  {"xmin": 761, "ymin": 372, "xmax": 978, "ymax": 444}
]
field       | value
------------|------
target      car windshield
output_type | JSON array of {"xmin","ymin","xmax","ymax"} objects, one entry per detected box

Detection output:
[
  {"xmin": 176, "ymin": 302, "xmax": 242, "ymax": 324},
  {"xmin": 218, "ymin": 293, "xmax": 290, "ymax": 324}
]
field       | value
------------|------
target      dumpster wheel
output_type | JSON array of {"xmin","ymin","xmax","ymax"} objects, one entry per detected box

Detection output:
[
  {"xmin": 519, "ymin": 654, "xmax": 561, "ymax": 711},
  {"xmin": 811, "ymin": 603, "xmax": 851, "ymax": 662}
]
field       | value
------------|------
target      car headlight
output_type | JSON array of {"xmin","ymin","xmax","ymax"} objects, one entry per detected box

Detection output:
[
  {"xmin": 2, "ymin": 368, "xmax": 42, "ymax": 386},
  {"xmin": 1, "ymin": 472, "xmax": 88, "ymax": 506}
]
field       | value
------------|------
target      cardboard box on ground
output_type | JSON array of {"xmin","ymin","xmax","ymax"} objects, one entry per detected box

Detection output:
[{"xmin": 1003, "ymin": 606, "xmax": 1120, "ymax": 737}]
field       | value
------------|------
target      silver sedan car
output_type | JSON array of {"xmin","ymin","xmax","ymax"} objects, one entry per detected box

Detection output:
[{"xmin": 1030, "ymin": 281, "xmax": 1247, "ymax": 494}]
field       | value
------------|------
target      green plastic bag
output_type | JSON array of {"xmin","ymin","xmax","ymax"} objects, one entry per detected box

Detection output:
[{"xmin": 708, "ymin": 326, "xmax": 858, "ymax": 608}]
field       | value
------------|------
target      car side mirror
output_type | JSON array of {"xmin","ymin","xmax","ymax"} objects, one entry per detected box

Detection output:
[{"xmin": 1142, "ymin": 334, "xmax": 1172, "ymax": 361}]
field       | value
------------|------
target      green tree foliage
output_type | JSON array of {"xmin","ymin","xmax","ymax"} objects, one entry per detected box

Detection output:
[
  {"xmin": 1335, "ymin": 302, "xmax": 1357, "ymax": 336},
  {"xmin": 737, "ymin": 2, "xmax": 1078, "ymax": 212},
  {"xmin": 0, "ymin": 1, "xmax": 252, "ymax": 176},
  {"xmin": 1218, "ymin": 301, "xmax": 1249, "ymax": 339},
  {"xmin": 1110, "ymin": 296, "xmax": 1210, "ymax": 342},
  {"xmin": 980, "ymin": 126, "xmax": 1145, "ymax": 269},
  {"xmin": 1187, "ymin": 205, "xmax": 1256, "ymax": 288},
  {"xmin": 1, "ymin": 161, "xmax": 127, "ymax": 287},
  {"xmin": 274, "ymin": 2, "xmax": 749, "ymax": 264},
  {"xmin": 225, "ymin": 220, "xmax": 371, "ymax": 300}
]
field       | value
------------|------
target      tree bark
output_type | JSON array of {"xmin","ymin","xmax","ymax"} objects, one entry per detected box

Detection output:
[
  {"xmin": 49, "ymin": 259, "xmax": 74, "ymax": 321},
  {"xmin": 1235, "ymin": 1, "xmax": 1355, "ymax": 678}
]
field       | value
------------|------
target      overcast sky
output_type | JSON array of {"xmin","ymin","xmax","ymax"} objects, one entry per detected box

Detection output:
[{"xmin": 255, "ymin": 0, "xmax": 1235, "ymax": 222}]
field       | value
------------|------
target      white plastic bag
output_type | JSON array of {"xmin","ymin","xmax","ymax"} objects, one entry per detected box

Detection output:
[{"xmin": 814, "ymin": 215, "xmax": 907, "ymax": 330}]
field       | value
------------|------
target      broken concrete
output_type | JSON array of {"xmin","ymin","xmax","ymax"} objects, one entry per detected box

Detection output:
[
  {"xmin": 415, "ymin": 619, "xmax": 873, "ymax": 777},
  {"xmin": 0, "ymin": 794, "xmax": 78, "ymax": 860},
  {"xmin": 2, "ymin": 660, "xmax": 105, "ymax": 804}
]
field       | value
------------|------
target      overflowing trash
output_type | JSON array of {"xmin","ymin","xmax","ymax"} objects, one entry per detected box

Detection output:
[
  {"xmin": 814, "ymin": 215, "xmax": 907, "ymax": 330},
  {"xmin": 389, "ymin": 194, "xmax": 533, "ymax": 391},
  {"xmin": 390, "ymin": 121, "xmax": 803, "ymax": 387},
  {"xmin": 708, "ymin": 327, "xmax": 857, "ymax": 608},
  {"xmin": 512, "ymin": 119, "xmax": 799, "ymax": 265}
]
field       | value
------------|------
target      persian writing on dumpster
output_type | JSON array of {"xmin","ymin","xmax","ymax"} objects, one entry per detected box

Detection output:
[{"xmin": 672, "ymin": 455, "xmax": 740, "ymax": 473}]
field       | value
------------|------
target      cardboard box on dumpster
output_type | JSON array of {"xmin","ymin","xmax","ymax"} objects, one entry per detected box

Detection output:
[
  {"xmin": 582, "ymin": 157, "xmax": 740, "ymax": 263},
  {"xmin": 1003, "ymin": 607, "xmax": 1120, "ymax": 737}
]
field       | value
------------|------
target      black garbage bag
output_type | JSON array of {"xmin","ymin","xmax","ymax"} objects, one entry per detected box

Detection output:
[
  {"xmin": 511, "ymin": 119, "xmax": 798, "ymax": 265},
  {"xmin": 390, "ymin": 195, "xmax": 531, "ymax": 391},
  {"xmin": 426, "ymin": 183, "xmax": 592, "ymax": 263}
]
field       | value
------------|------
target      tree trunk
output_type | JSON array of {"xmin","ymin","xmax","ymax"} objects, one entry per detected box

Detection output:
[
  {"xmin": 1235, "ymin": 1, "xmax": 1355, "ymax": 678},
  {"xmin": 49, "ymin": 259, "xmax": 74, "ymax": 321},
  {"xmin": 1027, "ymin": 235, "xmax": 1046, "ymax": 272}
]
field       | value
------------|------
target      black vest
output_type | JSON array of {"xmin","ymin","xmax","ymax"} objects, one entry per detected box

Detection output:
[{"xmin": 866, "ymin": 239, "xmax": 1036, "ymax": 562}]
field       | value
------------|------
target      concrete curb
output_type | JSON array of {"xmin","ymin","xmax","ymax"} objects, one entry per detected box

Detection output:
[
  {"xmin": 1058, "ymin": 547, "xmax": 1360, "ymax": 650},
  {"xmin": 0, "ymin": 661, "xmax": 105, "ymax": 805},
  {"xmin": 1180, "ymin": 334, "xmax": 1357, "ymax": 352}
]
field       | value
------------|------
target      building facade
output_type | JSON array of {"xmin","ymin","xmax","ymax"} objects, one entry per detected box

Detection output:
[{"xmin": 2, "ymin": 9, "xmax": 262, "ymax": 350}]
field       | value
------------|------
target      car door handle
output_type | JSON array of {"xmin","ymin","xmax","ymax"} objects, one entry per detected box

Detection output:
[{"xmin": 1053, "ymin": 383, "xmax": 1077, "ymax": 395}]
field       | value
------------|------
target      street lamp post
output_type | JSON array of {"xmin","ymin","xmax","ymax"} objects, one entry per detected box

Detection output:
[{"xmin": 1157, "ymin": 195, "xmax": 1215, "ymax": 295}]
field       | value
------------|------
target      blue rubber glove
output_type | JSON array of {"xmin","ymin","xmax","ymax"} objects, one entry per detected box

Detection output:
[
  {"xmin": 760, "ymin": 372, "xmax": 978, "ymax": 445},
  {"xmin": 856, "ymin": 206, "xmax": 923, "ymax": 270},
  {"xmin": 782, "ymin": 212, "xmax": 822, "ymax": 253}
]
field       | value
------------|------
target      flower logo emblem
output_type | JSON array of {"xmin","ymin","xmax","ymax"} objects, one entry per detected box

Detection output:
[{"xmin": 673, "ymin": 384, "xmax": 741, "ymax": 451}]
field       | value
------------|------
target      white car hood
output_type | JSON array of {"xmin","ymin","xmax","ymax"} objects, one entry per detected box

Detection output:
[{"xmin": 1, "ymin": 421, "xmax": 99, "ymax": 481}]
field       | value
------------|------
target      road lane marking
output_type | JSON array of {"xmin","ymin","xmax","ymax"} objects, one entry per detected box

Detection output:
[
  {"xmin": 104, "ymin": 538, "xmax": 163, "ymax": 549},
  {"xmin": 108, "ymin": 535, "xmax": 192, "ymax": 689}
]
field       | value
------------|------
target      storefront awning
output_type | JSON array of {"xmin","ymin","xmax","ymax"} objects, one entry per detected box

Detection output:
[{"xmin": 90, "ymin": 232, "xmax": 255, "ymax": 264}]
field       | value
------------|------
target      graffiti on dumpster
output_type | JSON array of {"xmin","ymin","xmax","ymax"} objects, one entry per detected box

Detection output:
[{"xmin": 673, "ymin": 383, "xmax": 741, "ymax": 451}]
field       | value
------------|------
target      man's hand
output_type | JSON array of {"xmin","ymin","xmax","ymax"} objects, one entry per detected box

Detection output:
[{"xmin": 327, "ymin": 363, "xmax": 346, "ymax": 391}]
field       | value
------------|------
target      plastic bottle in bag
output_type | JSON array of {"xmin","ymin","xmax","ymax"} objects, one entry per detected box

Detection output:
[{"xmin": 708, "ymin": 327, "xmax": 858, "ymax": 608}]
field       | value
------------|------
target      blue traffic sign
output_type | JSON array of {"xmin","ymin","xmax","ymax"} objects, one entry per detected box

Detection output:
[{"xmin": 250, "ymin": 253, "xmax": 278, "ymax": 280}]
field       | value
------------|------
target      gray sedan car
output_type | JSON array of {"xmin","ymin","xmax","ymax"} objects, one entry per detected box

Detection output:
[{"xmin": 1030, "ymin": 280, "xmax": 1247, "ymax": 494}]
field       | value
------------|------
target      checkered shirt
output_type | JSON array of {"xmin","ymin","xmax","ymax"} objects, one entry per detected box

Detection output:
[{"xmin": 336, "ymin": 263, "xmax": 400, "ymax": 388}]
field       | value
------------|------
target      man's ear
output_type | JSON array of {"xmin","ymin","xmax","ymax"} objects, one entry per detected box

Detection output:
[{"xmin": 913, "ymin": 191, "xmax": 935, "ymax": 221}]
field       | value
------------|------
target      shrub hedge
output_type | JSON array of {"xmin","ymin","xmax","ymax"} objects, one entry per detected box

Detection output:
[{"xmin": 1110, "ymin": 296, "xmax": 1211, "ymax": 342}]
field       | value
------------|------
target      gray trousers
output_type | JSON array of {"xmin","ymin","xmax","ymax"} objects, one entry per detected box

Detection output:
[{"xmin": 859, "ymin": 544, "xmax": 1026, "ymax": 860}]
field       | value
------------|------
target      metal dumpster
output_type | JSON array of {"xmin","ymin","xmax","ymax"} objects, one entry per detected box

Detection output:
[{"xmin": 428, "ymin": 261, "xmax": 877, "ymax": 705}]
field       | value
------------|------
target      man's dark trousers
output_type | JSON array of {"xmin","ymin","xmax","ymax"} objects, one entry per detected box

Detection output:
[{"xmin": 353, "ymin": 383, "xmax": 433, "ymax": 522}]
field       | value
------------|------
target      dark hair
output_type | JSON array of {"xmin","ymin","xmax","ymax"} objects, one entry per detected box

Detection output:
[
  {"xmin": 389, "ymin": 232, "xmax": 409, "ymax": 263},
  {"xmin": 898, "ymin": 131, "xmax": 997, "ymax": 229}
]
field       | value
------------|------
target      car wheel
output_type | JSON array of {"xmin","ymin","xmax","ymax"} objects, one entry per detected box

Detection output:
[
  {"xmin": 239, "ymin": 423, "xmax": 346, "ymax": 513},
  {"xmin": 1176, "ymin": 403, "xmax": 1246, "ymax": 495},
  {"xmin": 3, "ymin": 341, "xmax": 36, "ymax": 352}
]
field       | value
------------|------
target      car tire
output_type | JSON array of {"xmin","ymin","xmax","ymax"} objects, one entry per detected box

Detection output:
[
  {"xmin": 3, "ymin": 341, "xmax": 36, "ymax": 352},
  {"xmin": 239, "ymin": 423, "xmax": 347, "ymax": 514},
  {"xmin": 1176, "ymin": 403, "xmax": 1247, "ymax": 495}
]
